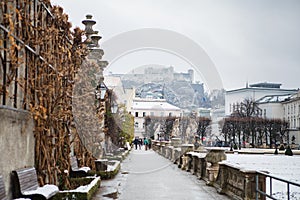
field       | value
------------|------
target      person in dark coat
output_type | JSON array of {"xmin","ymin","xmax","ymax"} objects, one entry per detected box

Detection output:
[{"xmin": 133, "ymin": 137, "xmax": 140, "ymax": 150}]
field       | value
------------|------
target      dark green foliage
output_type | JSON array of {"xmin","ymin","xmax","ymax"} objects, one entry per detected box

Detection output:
[{"xmin": 285, "ymin": 146, "xmax": 293, "ymax": 156}]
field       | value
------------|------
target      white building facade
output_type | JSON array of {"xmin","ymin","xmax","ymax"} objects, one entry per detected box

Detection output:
[
  {"xmin": 131, "ymin": 98, "xmax": 182, "ymax": 137},
  {"xmin": 282, "ymin": 91, "xmax": 300, "ymax": 145},
  {"xmin": 225, "ymin": 83, "xmax": 297, "ymax": 116},
  {"xmin": 256, "ymin": 94, "xmax": 293, "ymax": 119}
]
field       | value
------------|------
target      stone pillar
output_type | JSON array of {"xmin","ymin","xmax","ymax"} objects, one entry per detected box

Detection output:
[
  {"xmin": 243, "ymin": 169, "xmax": 266, "ymax": 200},
  {"xmin": 181, "ymin": 144, "xmax": 194, "ymax": 154},
  {"xmin": 79, "ymin": 15, "xmax": 108, "ymax": 159},
  {"xmin": 171, "ymin": 137, "xmax": 181, "ymax": 148},
  {"xmin": 205, "ymin": 148, "xmax": 226, "ymax": 185}
]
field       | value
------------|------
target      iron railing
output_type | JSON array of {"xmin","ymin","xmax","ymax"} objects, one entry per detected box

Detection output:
[{"xmin": 256, "ymin": 171, "xmax": 300, "ymax": 200}]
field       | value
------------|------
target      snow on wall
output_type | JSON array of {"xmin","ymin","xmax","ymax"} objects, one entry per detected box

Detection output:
[{"xmin": 226, "ymin": 154, "xmax": 300, "ymax": 199}]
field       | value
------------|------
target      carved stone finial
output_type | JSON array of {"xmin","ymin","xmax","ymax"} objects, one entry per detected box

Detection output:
[
  {"xmin": 82, "ymin": 14, "xmax": 97, "ymax": 45},
  {"xmin": 91, "ymin": 34, "xmax": 102, "ymax": 47}
]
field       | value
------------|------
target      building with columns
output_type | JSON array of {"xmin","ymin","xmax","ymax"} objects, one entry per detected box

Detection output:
[{"xmin": 282, "ymin": 91, "xmax": 300, "ymax": 145}]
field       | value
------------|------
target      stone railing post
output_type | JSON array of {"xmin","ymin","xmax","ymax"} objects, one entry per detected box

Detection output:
[
  {"xmin": 214, "ymin": 162, "xmax": 267, "ymax": 200},
  {"xmin": 242, "ymin": 170, "xmax": 266, "ymax": 200},
  {"xmin": 205, "ymin": 148, "xmax": 226, "ymax": 185}
]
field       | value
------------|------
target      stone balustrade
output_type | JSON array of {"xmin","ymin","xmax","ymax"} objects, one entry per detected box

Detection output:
[
  {"xmin": 214, "ymin": 162, "xmax": 266, "ymax": 200},
  {"xmin": 152, "ymin": 140, "xmax": 266, "ymax": 200}
]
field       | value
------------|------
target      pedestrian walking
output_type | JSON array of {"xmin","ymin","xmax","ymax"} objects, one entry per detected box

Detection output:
[
  {"xmin": 140, "ymin": 138, "xmax": 143, "ymax": 147},
  {"xmin": 144, "ymin": 137, "xmax": 149, "ymax": 150},
  {"xmin": 133, "ymin": 137, "xmax": 139, "ymax": 150}
]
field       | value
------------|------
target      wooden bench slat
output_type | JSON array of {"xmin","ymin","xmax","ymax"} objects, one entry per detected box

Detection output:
[
  {"xmin": 15, "ymin": 168, "xmax": 39, "ymax": 192},
  {"xmin": 0, "ymin": 175, "xmax": 7, "ymax": 200},
  {"xmin": 12, "ymin": 167, "xmax": 58, "ymax": 199}
]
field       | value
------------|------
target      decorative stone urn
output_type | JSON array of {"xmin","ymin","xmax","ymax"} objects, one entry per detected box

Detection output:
[
  {"xmin": 205, "ymin": 148, "xmax": 227, "ymax": 185},
  {"xmin": 206, "ymin": 148, "xmax": 227, "ymax": 166}
]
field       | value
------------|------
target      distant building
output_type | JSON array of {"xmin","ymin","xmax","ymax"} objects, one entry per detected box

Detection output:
[
  {"xmin": 282, "ymin": 91, "xmax": 300, "ymax": 145},
  {"xmin": 225, "ymin": 82, "xmax": 297, "ymax": 116},
  {"xmin": 104, "ymin": 75, "xmax": 136, "ymax": 113},
  {"xmin": 104, "ymin": 76, "xmax": 126, "ymax": 104},
  {"xmin": 256, "ymin": 94, "xmax": 293, "ymax": 119},
  {"xmin": 119, "ymin": 65, "xmax": 194, "ymax": 84},
  {"xmin": 131, "ymin": 98, "xmax": 182, "ymax": 137}
]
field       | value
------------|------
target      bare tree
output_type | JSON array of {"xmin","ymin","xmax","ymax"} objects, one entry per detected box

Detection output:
[
  {"xmin": 233, "ymin": 98, "xmax": 262, "ymax": 117},
  {"xmin": 196, "ymin": 117, "xmax": 211, "ymax": 143}
]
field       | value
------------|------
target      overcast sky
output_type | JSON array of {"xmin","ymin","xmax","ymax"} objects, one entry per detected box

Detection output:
[{"xmin": 52, "ymin": 0, "xmax": 300, "ymax": 91}]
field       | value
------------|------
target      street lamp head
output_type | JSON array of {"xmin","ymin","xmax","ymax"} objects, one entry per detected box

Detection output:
[
  {"xmin": 98, "ymin": 83, "xmax": 107, "ymax": 100},
  {"xmin": 111, "ymin": 102, "xmax": 118, "ymax": 114}
]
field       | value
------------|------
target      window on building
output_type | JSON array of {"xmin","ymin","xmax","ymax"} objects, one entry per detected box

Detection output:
[
  {"xmin": 169, "ymin": 112, "xmax": 172, "ymax": 117},
  {"xmin": 143, "ymin": 123, "xmax": 145, "ymax": 128},
  {"xmin": 135, "ymin": 112, "xmax": 139, "ymax": 117},
  {"xmin": 264, "ymin": 109, "xmax": 266, "ymax": 118},
  {"xmin": 150, "ymin": 112, "xmax": 154, "ymax": 116},
  {"xmin": 135, "ymin": 122, "xmax": 139, "ymax": 128},
  {"xmin": 229, "ymin": 104, "xmax": 231, "ymax": 113},
  {"xmin": 160, "ymin": 112, "xmax": 164, "ymax": 117},
  {"xmin": 143, "ymin": 112, "xmax": 146, "ymax": 117}
]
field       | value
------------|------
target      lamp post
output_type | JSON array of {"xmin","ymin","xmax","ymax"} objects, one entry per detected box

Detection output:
[
  {"xmin": 230, "ymin": 136, "xmax": 234, "ymax": 151},
  {"xmin": 111, "ymin": 101, "xmax": 118, "ymax": 114}
]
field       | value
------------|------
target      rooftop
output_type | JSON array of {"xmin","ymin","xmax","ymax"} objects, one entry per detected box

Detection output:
[
  {"xmin": 249, "ymin": 82, "xmax": 282, "ymax": 89},
  {"xmin": 132, "ymin": 98, "xmax": 181, "ymax": 111},
  {"xmin": 256, "ymin": 94, "xmax": 293, "ymax": 104},
  {"xmin": 227, "ymin": 82, "xmax": 297, "ymax": 93}
]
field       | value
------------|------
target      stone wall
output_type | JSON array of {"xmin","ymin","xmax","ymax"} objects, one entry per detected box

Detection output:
[
  {"xmin": 214, "ymin": 162, "xmax": 266, "ymax": 200},
  {"xmin": 0, "ymin": 106, "xmax": 34, "ymax": 198},
  {"xmin": 152, "ymin": 141, "xmax": 267, "ymax": 200}
]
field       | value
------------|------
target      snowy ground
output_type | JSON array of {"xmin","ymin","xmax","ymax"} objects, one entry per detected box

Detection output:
[{"xmin": 225, "ymin": 153, "xmax": 300, "ymax": 200}]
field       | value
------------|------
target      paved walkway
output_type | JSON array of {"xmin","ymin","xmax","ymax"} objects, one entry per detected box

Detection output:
[{"xmin": 93, "ymin": 147, "xmax": 230, "ymax": 200}]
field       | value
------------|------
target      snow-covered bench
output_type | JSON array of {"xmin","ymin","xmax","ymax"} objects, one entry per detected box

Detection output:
[
  {"xmin": 70, "ymin": 156, "xmax": 91, "ymax": 178},
  {"xmin": 12, "ymin": 167, "xmax": 59, "ymax": 199}
]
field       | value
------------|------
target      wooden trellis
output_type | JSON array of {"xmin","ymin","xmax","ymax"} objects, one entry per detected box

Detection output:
[{"xmin": 0, "ymin": 0, "xmax": 95, "ymax": 189}]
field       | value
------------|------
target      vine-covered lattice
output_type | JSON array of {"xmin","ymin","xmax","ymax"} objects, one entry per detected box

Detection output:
[{"xmin": 0, "ymin": 0, "xmax": 99, "ymax": 189}]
